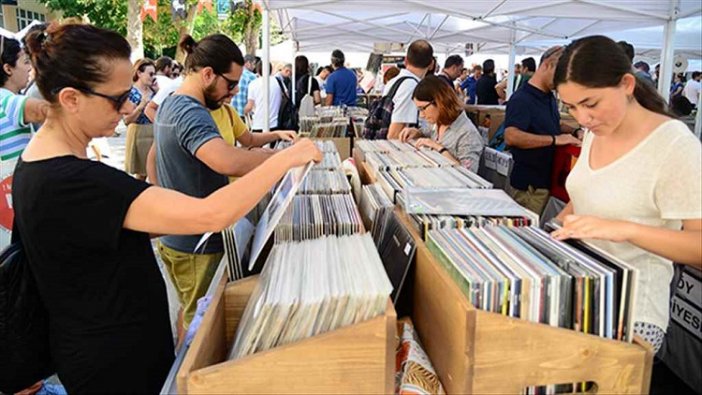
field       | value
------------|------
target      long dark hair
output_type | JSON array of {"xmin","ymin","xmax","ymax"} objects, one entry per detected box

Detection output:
[
  {"xmin": 1, "ymin": 36, "xmax": 23, "ymax": 86},
  {"xmin": 554, "ymin": 35, "xmax": 671, "ymax": 117},
  {"xmin": 294, "ymin": 55, "xmax": 310, "ymax": 77},
  {"xmin": 25, "ymin": 23, "xmax": 131, "ymax": 103}
]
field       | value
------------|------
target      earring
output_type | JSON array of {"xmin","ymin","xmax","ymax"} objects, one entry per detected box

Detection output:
[{"xmin": 627, "ymin": 95, "xmax": 634, "ymax": 103}]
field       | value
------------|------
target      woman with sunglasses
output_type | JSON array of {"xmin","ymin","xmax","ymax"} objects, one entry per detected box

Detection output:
[
  {"xmin": 399, "ymin": 75, "xmax": 484, "ymax": 173},
  {"xmin": 124, "ymin": 58, "xmax": 156, "ymax": 180},
  {"xmin": 13, "ymin": 23, "xmax": 321, "ymax": 393}
]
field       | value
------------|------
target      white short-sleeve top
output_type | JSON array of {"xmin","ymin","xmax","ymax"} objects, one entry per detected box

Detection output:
[{"xmin": 566, "ymin": 119, "xmax": 702, "ymax": 331}]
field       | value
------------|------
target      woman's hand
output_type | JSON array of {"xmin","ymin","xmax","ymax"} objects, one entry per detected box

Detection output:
[
  {"xmin": 399, "ymin": 127, "xmax": 422, "ymax": 142},
  {"xmin": 275, "ymin": 130, "xmax": 297, "ymax": 141},
  {"xmin": 551, "ymin": 215, "xmax": 633, "ymax": 242},
  {"xmin": 414, "ymin": 138, "xmax": 443, "ymax": 152}
]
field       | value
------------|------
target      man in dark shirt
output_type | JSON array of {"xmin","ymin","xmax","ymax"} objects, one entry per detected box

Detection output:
[
  {"xmin": 476, "ymin": 59, "xmax": 499, "ymax": 104},
  {"xmin": 504, "ymin": 46, "xmax": 581, "ymax": 215},
  {"xmin": 437, "ymin": 54, "xmax": 464, "ymax": 89}
]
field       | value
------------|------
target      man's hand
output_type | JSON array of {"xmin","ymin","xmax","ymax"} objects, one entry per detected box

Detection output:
[
  {"xmin": 555, "ymin": 134, "xmax": 582, "ymax": 146},
  {"xmin": 275, "ymin": 130, "xmax": 297, "ymax": 141}
]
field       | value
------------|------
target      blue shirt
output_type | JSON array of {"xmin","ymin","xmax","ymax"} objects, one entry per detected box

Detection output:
[
  {"xmin": 505, "ymin": 82, "xmax": 560, "ymax": 190},
  {"xmin": 155, "ymin": 95, "xmax": 227, "ymax": 253},
  {"xmin": 461, "ymin": 76, "xmax": 478, "ymax": 104},
  {"xmin": 325, "ymin": 67, "xmax": 357, "ymax": 106},
  {"xmin": 128, "ymin": 87, "xmax": 154, "ymax": 125},
  {"xmin": 231, "ymin": 68, "xmax": 257, "ymax": 116}
]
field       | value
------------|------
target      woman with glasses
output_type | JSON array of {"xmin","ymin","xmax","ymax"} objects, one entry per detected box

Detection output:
[
  {"xmin": 124, "ymin": 58, "xmax": 156, "ymax": 180},
  {"xmin": 399, "ymin": 75, "xmax": 484, "ymax": 173},
  {"xmin": 13, "ymin": 23, "xmax": 321, "ymax": 393}
]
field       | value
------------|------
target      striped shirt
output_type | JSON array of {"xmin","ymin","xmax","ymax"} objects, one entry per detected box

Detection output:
[
  {"xmin": 0, "ymin": 88, "xmax": 30, "ymax": 161},
  {"xmin": 231, "ymin": 68, "xmax": 257, "ymax": 116}
]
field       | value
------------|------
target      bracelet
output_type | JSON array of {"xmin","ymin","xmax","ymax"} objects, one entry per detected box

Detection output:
[
  {"xmin": 438, "ymin": 147, "xmax": 448, "ymax": 154},
  {"xmin": 551, "ymin": 135, "xmax": 556, "ymax": 146}
]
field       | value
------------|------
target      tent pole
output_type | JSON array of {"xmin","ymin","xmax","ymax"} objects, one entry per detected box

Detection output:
[
  {"xmin": 292, "ymin": 42, "xmax": 298, "ymax": 107},
  {"xmin": 506, "ymin": 30, "xmax": 516, "ymax": 100},
  {"xmin": 263, "ymin": 5, "xmax": 271, "ymax": 132},
  {"xmin": 695, "ymin": 90, "xmax": 702, "ymax": 139},
  {"xmin": 657, "ymin": 0, "xmax": 679, "ymax": 101}
]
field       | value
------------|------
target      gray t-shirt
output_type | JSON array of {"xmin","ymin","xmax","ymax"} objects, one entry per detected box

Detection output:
[
  {"xmin": 426, "ymin": 111, "xmax": 484, "ymax": 173},
  {"xmin": 155, "ymin": 95, "xmax": 227, "ymax": 253}
]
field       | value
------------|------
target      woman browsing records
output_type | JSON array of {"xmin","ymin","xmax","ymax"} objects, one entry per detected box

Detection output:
[
  {"xmin": 399, "ymin": 75, "xmax": 484, "ymax": 173},
  {"xmin": 550, "ymin": 35, "xmax": 702, "ymax": 353},
  {"xmin": 13, "ymin": 23, "xmax": 321, "ymax": 393}
]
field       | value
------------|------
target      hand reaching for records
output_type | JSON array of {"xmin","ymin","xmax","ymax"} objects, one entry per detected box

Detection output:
[
  {"xmin": 399, "ymin": 127, "xmax": 422, "ymax": 142},
  {"xmin": 282, "ymin": 138, "xmax": 323, "ymax": 167},
  {"xmin": 413, "ymin": 138, "xmax": 443, "ymax": 151},
  {"xmin": 275, "ymin": 130, "xmax": 297, "ymax": 141},
  {"xmin": 551, "ymin": 215, "xmax": 631, "ymax": 242}
]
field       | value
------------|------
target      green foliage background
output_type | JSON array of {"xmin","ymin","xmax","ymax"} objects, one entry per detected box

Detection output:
[{"xmin": 39, "ymin": 0, "xmax": 284, "ymax": 58}]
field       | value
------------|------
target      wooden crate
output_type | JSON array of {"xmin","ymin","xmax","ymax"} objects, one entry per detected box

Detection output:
[
  {"xmin": 397, "ymin": 210, "xmax": 654, "ymax": 394},
  {"xmin": 177, "ymin": 275, "xmax": 396, "ymax": 394},
  {"xmin": 352, "ymin": 150, "xmax": 654, "ymax": 393},
  {"xmin": 314, "ymin": 137, "xmax": 352, "ymax": 161}
]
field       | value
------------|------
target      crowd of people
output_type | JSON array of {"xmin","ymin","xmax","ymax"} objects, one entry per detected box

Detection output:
[{"xmin": 0, "ymin": 15, "xmax": 700, "ymax": 395}]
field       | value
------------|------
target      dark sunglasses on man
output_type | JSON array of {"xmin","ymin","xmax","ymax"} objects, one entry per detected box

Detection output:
[{"xmin": 218, "ymin": 74, "xmax": 239, "ymax": 91}]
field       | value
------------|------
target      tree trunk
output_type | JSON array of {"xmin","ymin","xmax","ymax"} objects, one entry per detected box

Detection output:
[
  {"xmin": 175, "ymin": 6, "xmax": 200, "ymax": 63},
  {"xmin": 127, "ymin": 0, "xmax": 145, "ymax": 61},
  {"xmin": 243, "ymin": 0, "xmax": 258, "ymax": 56}
]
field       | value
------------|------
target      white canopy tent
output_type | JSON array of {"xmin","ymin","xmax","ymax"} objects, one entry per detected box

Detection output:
[{"xmin": 257, "ymin": 0, "xmax": 701, "ymax": 135}]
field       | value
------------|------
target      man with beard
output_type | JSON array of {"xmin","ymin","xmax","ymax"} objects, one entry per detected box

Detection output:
[{"xmin": 154, "ymin": 34, "xmax": 289, "ymax": 342}]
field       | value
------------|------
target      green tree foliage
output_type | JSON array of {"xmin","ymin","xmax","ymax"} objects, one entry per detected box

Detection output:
[
  {"xmin": 40, "ymin": 0, "xmax": 127, "ymax": 35},
  {"xmin": 40, "ymin": 0, "xmax": 283, "ymax": 57}
]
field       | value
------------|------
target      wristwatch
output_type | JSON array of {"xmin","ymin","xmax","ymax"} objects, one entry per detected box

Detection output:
[{"xmin": 551, "ymin": 135, "xmax": 557, "ymax": 146}]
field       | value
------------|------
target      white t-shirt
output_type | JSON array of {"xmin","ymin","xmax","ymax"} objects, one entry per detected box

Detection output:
[
  {"xmin": 248, "ymin": 76, "xmax": 282, "ymax": 130},
  {"xmin": 566, "ymin": 120, "xmax": 702, "ymax": 332},
  {"xmin": 152, "ymin": 76, "xmax": 183, "ymax": 106},
  {"xmin": 682, "ymin": 79, "xmax": 701, "ymax": 105},
  {"xmin": 383, "ymin": 68, "xmax": 420, "ymax": 124}
]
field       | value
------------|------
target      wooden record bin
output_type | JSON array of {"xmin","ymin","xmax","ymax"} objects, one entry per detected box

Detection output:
[
  {"xmin": 177, "ymin": 275, "xmax": 397, "ymax": 394},
  {"xmin": 352, "ymin": 149, "xmax": 653, "ymax": 394},
  {"xmin": 312, "ymin": 137, "xmax": 353, "ymax": 161}
]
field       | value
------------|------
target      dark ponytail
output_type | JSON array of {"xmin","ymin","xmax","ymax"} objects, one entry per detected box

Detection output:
[
  {"xmin": 555, "ymin": 35, "xmax": 672, "ymax": 117},
  {"xmin": 179, "ymin": 34, "xmax": 197, "ymax": 55},
  {"xmin": 179, "ymin": 33, "xmax": 244, "ymax": 75},
  {"xmin": 26, "ymin": 22, "xmax": 131, "ymax": 103}
]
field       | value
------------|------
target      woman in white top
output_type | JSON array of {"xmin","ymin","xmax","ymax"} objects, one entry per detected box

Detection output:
[{"xmin": 551, "ymin": 35, "xmax": 702, "ymax": 353}]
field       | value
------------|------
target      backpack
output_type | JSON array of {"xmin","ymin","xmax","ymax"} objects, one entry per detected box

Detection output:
[
  {"xmin": 0, "ymin": 223, "xmax": 54, "ymax": 393},
  {"xmin": 362, "ymin": 76, "xmax": 415, "ymax": 140},
  {"xmin": 275, "ymin": 77, "xmax": 298, "ymax": 130},
  {"xmin": 298, "ymin": 75, "xmax": 316, "ymax": 118}
]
